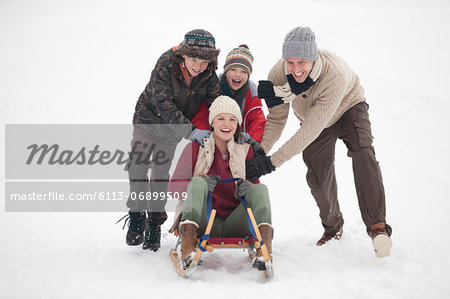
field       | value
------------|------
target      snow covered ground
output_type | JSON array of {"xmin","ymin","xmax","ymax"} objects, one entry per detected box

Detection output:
[{"xmin": 1, "ymin": 0, "xmax": 450, "ymax": 298}]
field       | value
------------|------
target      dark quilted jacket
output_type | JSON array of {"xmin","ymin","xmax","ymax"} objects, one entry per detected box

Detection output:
[{"xmin": 133, "ymin": 47, "xmax": 221, "ymax": 135}]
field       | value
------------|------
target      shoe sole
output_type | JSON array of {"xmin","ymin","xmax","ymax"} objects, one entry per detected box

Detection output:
[
  {"xmin": 372, "ymin": 234, "xmax": 392, "ymax": 258},
  {"xmin": 127, "ymin": 242, "xmax": 143, "ymax": 246},
  {"xmin": 142, "ymin": 244, "xmax": 160, "ymax": 252},
  {"xmin": 126, "ymin": 237, "xmax": 144, "ymax": 246}
]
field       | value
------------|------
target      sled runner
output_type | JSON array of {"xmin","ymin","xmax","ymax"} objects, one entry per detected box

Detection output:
[{"xmin": 169, "ymin": 179, "xmax": 273, "ymax": 279}]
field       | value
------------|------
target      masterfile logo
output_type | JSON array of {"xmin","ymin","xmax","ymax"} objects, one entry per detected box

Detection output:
[{"xmin": 4, "ymin": 124, "xmax": 192, "ymax": 212}]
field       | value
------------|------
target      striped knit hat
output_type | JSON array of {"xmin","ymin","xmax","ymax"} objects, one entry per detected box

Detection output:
[
  {"xmin": 183, "ymin": 29, "xmax": 216, "ymax": 48},
  {"xmin": 223, "ymin": 44, "xmax": 254, "ymax": 75},
  {"xmin": 180, "ymin": 29, "xmax": 220, "ymax": 62}
]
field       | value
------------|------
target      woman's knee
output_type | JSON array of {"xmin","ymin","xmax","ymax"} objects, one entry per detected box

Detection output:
[
  {"xmin": 248, "ymin": 183, "xmax": 269, "ymax": 197},
  {"xmin": 189, "ymin": 176, "xmax": 208, "ymax": 190},
  {"xmin": 247, "ymin": 184, "xmax": 271, "ymax": 207}
]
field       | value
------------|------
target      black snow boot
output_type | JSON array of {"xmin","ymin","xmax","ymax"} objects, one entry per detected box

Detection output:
[
  {"xmin": 142, "ymin": 223, "xmax": 161, "ymax": 252},
  {"xmin": 124, "ymin": 212, "xmax": 146, "ymax": 246}
]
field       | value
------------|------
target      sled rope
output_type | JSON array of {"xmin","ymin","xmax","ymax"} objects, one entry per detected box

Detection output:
[
  {"xmin": 241, "ymin": 197, "xmax": 264, "ymax": 247},
  {"xmin": 198, "ymin": 234, "xmax": 210, "ymax": 252}
]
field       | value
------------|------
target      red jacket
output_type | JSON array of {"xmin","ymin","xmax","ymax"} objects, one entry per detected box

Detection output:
[{"xmin": 191, "ymin": 87, "xmax": 266, "ymax": 143}]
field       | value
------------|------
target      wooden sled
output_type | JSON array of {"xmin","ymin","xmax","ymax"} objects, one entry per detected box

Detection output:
[{"xmin": 169, "ymin": 207, "xmax": 274, "ymax": 279}]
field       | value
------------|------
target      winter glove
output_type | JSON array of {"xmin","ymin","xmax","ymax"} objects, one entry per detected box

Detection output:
[
  {"xmin": 264, "ymin": 97, "xmax": 284, "ymax": 108},
  {"xmin": 246, "ymin": 138, "xmax": 265, "ymax": 156},
  {"xmin": 257, "ymin": 80, "xmax": 283, "ymax": 108},
  {"xmin": 258, "ymin": 80, "xmax": 297, "ymax": 108},
  {"xmin": 189, "ymin": 129, "xmax": 211, "ymax": 146},
  {"xmin": 245, "ymin": 154, "xmax": 276, "ymax": 181},
  {"xmin": 236, "ymin": 179, "xmax": 253, "ymax": 199},
  {"xmin": 204, "ymin": 174, "xmax": 221, "ymax": 192},
  {"xmin": 257, "ymin": 80, "xmax": 276, "ymax": 98},
  {"xmin": 273, "ymin": 82, "xmax": 296, "ymax": 103},
  {"xmin": 238, "ymin": 132, "xmax": 251, "ymax": 144}
]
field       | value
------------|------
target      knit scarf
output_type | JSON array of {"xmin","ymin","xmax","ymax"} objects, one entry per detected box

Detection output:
[
  {"xmin": 286, "ymin": 74, "xmax": 316, "ymax": 95},
  {"xmin": 220, "ymin": 74, "xmax": 249, "ymax": 109}
]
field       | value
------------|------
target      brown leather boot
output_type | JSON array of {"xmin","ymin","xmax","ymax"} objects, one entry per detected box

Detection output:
[
  {"xmin": 257, "ymin": 224, "xmax": 273, "ymax": 258},
  {"xmin": 253, "ymin": 224, "xmax": 273, "ymax": 271},
  {"xmin": 368, "ymin": 222, "xmax": 392, "ymax": 258},
  {"xmin": 179, "ymin": 223, "xmax": 198, "ymax": 261},
  {"xmin": 316, "ymin": 227, "xmax": 343, "ymax": 246}
]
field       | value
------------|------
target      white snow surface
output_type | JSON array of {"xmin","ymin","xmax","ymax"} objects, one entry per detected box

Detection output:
[{"xmin": 1, "ymin": 0, "xmax": 450, "ymax": 298}]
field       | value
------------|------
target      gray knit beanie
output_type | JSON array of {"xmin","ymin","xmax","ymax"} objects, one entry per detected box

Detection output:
[
  {"xmin": 209, "ymin": 95, "xmax": 242, "ymax": 126},
  {"xmin": 282, "ymin": 26, "xmax": 318, "ymax": 61}
]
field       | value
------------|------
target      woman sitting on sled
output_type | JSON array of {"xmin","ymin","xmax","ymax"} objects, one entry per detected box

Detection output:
[{"xmin": 168, "ymin": 95, "xmax": 273, "ymax": 271}]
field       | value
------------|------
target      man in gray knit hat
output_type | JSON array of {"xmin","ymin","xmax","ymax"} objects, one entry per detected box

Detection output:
[{"xmin": 246, "ymin": 26, "xmax": 393, "ymax": 258}]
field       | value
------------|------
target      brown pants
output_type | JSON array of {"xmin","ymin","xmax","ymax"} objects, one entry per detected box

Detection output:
[{"xmin": 303, "ymin": 102, "xmax": 387, "ymax": 234}]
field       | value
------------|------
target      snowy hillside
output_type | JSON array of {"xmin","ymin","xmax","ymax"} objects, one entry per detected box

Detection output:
[{"xmin": 1, "ymin": 0, "xmax": 450, "ymax": 298}]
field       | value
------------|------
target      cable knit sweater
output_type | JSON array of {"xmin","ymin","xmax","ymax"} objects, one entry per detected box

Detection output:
[{"xmin": 261, "ymin": 49, "xmax": 366, "ymax": 167}]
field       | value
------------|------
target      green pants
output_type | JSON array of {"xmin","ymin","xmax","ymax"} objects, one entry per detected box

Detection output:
[{"xmin": 181, "ymin": 177, "xmax": 272, "ymax": 238}]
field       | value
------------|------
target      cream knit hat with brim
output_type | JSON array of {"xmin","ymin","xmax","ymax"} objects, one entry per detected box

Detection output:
[{"xmin": 209, "ymin": 95, "xmax": 242, "ymax": 126}]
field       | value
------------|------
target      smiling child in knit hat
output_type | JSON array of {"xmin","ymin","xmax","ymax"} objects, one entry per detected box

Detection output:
[
  {"xmin": 219, "ymin": 45, "xmax": 266, "ymax": 143},
  {"xmin": 223, "ymin": 45, "xmax": 254, "ymax": 90},
  {"xmin": 190, "ymin": 44, "xmax": 267, "ymax": 145},
  {"xmin": 180, "ymin": 29, "xmax": 221, "ymax": 76}
]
